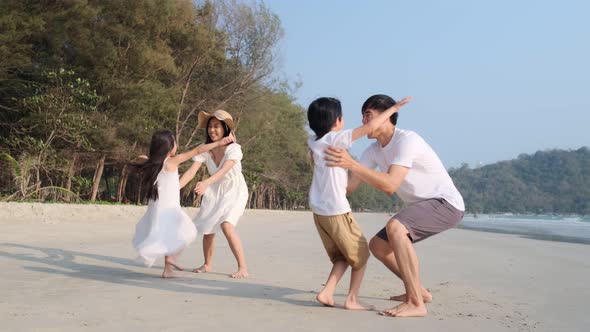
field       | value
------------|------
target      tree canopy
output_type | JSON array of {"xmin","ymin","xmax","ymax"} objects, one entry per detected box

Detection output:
[{"xmin": 0, "ymin": 0, "xmax": 310, "ymax": 208}]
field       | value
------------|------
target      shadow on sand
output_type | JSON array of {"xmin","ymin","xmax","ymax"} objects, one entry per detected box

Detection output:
[{"xmin": 0, "ymin": 242, "xmax": 320, "ymax": 307}]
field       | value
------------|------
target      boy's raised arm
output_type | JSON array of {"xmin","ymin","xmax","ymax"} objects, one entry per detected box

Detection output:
[{"xmin": 351, "ymin": 96, "xmax": 412, "ymax": 141}]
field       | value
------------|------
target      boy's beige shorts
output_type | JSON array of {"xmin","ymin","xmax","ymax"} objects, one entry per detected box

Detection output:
[{"xmin": 313, "ymin": 212, "xmax": 370, "ymax": 269}]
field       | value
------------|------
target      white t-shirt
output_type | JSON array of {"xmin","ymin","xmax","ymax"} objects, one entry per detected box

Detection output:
[
  {"xmin": 308, "ymin": 129, "xmax": 353, "ymax": 216},
  {"xmin": 360, "ymin": 127, "xmax": 465, "ymax": 211}
]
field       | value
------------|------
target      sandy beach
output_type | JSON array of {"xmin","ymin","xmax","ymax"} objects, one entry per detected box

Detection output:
[{"xmin": 0, "ymin": 202, "xmax": 588, "ymax": 332}]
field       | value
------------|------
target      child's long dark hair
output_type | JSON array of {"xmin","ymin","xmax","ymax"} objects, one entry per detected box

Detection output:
[{"xmin": 139, "ymin": 130, "xmax": 176, "ymax": 201}]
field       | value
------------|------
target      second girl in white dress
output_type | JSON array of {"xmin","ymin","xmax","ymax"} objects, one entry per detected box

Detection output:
[{"xmin": 180, "ymin": 110, "xmax": 249, "ymax": 278}]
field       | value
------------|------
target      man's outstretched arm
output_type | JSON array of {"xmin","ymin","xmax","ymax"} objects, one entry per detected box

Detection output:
[
  {"xmin": 326, "ymin": 146, "xmax": 409, "ymax": 196},
  {"xmin": 347, "ymin": 173, "xmax": 362, "ymax": 195}
]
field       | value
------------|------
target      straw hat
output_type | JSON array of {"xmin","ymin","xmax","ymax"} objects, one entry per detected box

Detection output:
[{"xmin": 197, "ymin": 110, "xmax": 235, "ymax": 132}]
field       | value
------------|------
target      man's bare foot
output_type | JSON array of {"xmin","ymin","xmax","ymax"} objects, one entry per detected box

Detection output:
[
  {"xmin": 192, "ymin": 264, "xmax": 211, "ymax": 273},
  {"xmin": 390, "ymin": 288, "xmax": 433, "ymax": 303},
  {"xmin": 230, "ymin": 268, "xmax": 249, "ymax": 279},
  {"xmin": 344, "ymin": 299, "xmax": 376, "ymax": 311},
  {"xmin": 379, "ymin": 302, "xmax": 427, "ymax": 318},
  {"xmin": 315, "ymin": 291, "xmax": 335, "ymax": 307}
]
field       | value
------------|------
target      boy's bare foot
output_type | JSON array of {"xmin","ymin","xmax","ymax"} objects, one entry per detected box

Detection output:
[
  {"xmin": 315, "ymin": 291, "xmax": 335, "ymax": 307},
  {"xmin": 192, "ymin": 264, "xmax": 211, "ymax": 273},
  {"xmin": 389, "ymin": 288, "xmax": 433, "ymax": 303},
  {"xmin": 344, "ymin": 299, "xmax": 376, "ymax": 311},
  {"xmin": 230, "ymin": 268, "xmax": 249, "ymax": 279},
  {"xmin": 379, "ymin": 302, "xmax": 427, "ymax": 318}
]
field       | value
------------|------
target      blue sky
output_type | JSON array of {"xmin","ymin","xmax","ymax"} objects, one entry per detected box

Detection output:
[{"xmin": 264, "ymin": 0, "xmax": 589, "ymax": 168}]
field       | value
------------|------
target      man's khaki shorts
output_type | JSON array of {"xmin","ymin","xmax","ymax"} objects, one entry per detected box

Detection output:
[{"xmin": 313, "ymin": 212, "xmax": 370, "ymax": 269}]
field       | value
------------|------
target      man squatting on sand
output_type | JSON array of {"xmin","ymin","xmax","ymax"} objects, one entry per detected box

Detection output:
[{"xmin": 325, "ymin": 94, "xmax": 465, "ymax": 317}]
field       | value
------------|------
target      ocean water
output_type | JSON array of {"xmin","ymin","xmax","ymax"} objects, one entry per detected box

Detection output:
[{"xmin": 459, "ymin": 214, "xmax": 590, "ymax": 244}]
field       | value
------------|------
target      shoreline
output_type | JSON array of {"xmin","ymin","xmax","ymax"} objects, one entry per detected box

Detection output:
[{"xmin": 3, "ymin": 202, "xmax": 589, "ymax": 246}]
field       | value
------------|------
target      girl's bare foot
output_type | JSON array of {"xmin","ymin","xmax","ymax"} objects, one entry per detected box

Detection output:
[
  {"xmin": 165, "ymin": 260, "xmax": 183, "ymax": 271},
  {"xmin": 379, "ymin": 302, "xmax": 427, "ymax": 318},
  {"xmin": 192, "ymin": 264, "xmax": 211, "ymax": 273},
  {"xmin": 161, "ymin": 264, "xmax": 178, "ymax": 278},
  {"xmin": 344, "ymin": 299, "xmax": 376, "ymax": 311},
  {"xmin": 315, "ymin": 291, "xmax": 335, "ymax": 307},
  {"xmin": 390, "ymin": 288, "xmax": 433, "ymax": 303},
  {"xmin": 230, "ymin": 268, "xmax": 249, "ymax": 279}
]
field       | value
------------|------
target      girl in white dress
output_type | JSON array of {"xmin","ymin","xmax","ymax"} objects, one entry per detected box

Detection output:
[
  {"xmin": 132, "ymin": 129, "xmax": 234, "ymax": 278},
  {"xmin": 180, "ymin": 110, "xmax": 249, "ymax": 278}
]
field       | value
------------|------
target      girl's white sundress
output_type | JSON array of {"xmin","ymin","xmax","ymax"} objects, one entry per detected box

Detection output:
[
  {"xmin": 132, "ymin": 160, "xmax": 197, "ymax": 267},
  {"xmin": 193, "ymin": 143, "xmax": 248, "ymax": 234}
]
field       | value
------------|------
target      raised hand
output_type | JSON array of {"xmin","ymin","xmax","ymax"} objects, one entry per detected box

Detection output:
[
  {"xmin": 395, "ymin": 96, "xmax": 413, "ymax": 109},
  {"xmin": 220, "ymin": 133, "xmax": 236, "ymax": 145}
]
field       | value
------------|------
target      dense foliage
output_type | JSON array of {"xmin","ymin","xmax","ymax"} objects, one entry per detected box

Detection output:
[
  {"xmin": 0, "ymin": 0, "xmax": 311, "ymax": 208},
  {"xmin": 450, "ymin": 147, "xmax": 590, "ymax": 215}
]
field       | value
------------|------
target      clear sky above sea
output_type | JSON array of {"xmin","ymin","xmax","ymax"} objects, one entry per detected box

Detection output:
[{"xmin": 264, "ymin": 0, "xmax": 589, "ymax": 168}]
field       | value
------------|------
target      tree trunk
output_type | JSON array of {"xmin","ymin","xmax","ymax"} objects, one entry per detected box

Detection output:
[
  {"xmin": 117, "ymin": 165, "xmax": 128, "ymax": 203},
  {"xmin": 255, "ymin": 185, "xmax": 264, "ymax": 209},
  {"xmin": 136, "ymin": 181, "xmax": 142, "ymax": 205},
  {"xmin": 104, "ymin": 171, "xmax": 111, "ymax": 200},
  {"xmin": 260, "ymin": 185, "xmax": 268, "ymax": 209},
  {"xmin": 64, "ymin": 153, "xmax": 78, "ymax": 202},
  {"xmin": 35, "ymin": 152, "xmax": 43, "ymax": 194},
  {"xmin": 247, "ymin": 191, "xmax": 253, "ymax": 209},
  {"xmin": 270, "ymin": 186, "xmax": 276, "ymax": 210},
  {"xmin": 90, "ymin": 155, "xmax": 106, "ymax": 201}
]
